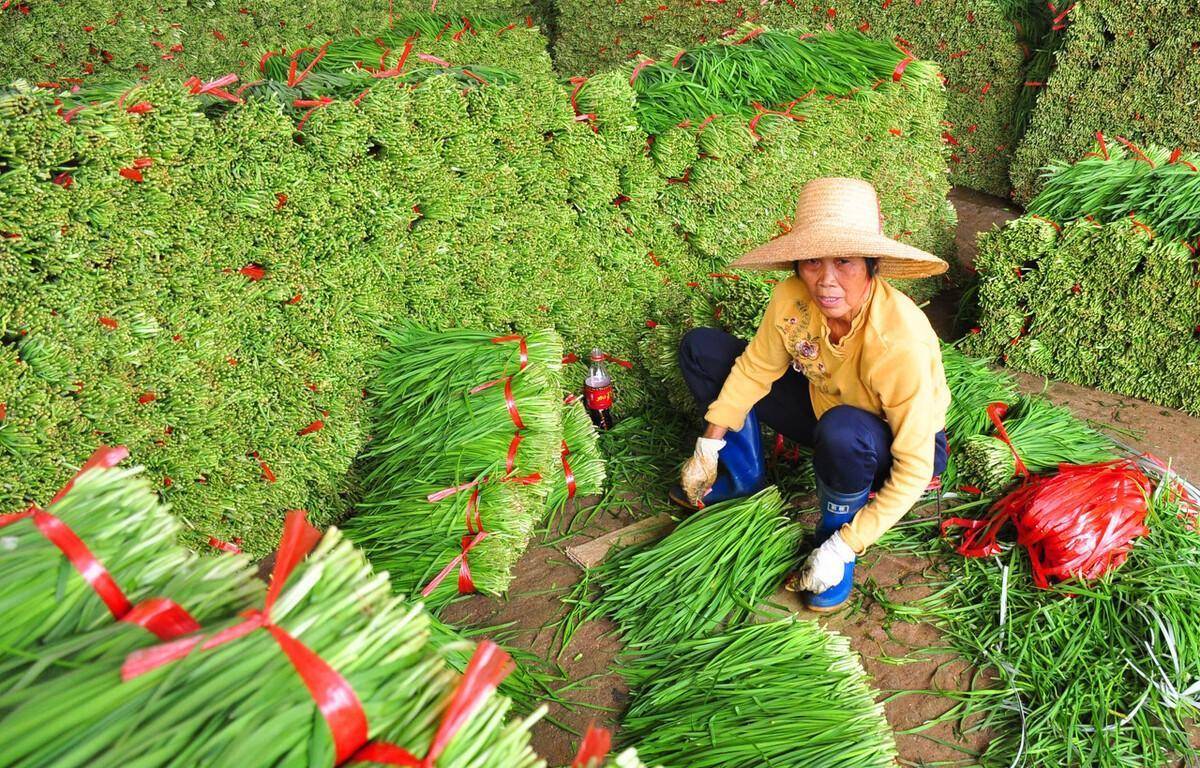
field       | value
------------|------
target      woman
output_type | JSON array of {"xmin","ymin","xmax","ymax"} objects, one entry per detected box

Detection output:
[{"xmin": 671, "ymin": 177, "xmax": 950, "ymax": 612}]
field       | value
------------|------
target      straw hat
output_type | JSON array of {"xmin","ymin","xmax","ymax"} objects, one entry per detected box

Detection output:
[{"xmin": 731, "ymin": 177, "xmax": 948, "ymax": 279}]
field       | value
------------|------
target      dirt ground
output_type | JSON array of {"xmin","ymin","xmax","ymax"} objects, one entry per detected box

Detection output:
[{"xmin": 441, "ymin": 187, "xmax": 1200, "ymax": 766}]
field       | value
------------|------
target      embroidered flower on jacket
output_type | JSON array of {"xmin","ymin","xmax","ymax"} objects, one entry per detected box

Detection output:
[{"xmin": 796, "ymin": 339, "xmax": 819, "ymax": 359}]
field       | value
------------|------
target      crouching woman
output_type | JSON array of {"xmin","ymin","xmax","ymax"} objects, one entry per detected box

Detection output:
[{"xmin": 671, "ymin": 178, "xmax": 951, "ymax": 611}]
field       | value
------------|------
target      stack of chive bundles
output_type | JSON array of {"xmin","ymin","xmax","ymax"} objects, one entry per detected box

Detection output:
[
  {"xmin": 908, "ymin": 476, "xmax": 1200, "ymax": 767},
  {"xmin": 619, "ymin": 619, "xmax": 896, "ymax": 768},
  {"xmin": 344, "ymin": 324, "xmax": 602, "ymax": 608},
  {"xmin": 0, "ymin": 458, "xmax": 259, "ymax": 695},
  {"xmin": 595, "ymin": 487, "xmax": 803, "ymax": 649},
  {"xmin": 968, "ymin": 139, "xmax": 1200, "ymax": 415},
  {"xmin": 0, "ymin": 525, "xmax": 547, "ymax": 768},
  {"xmin": 958, "ymin": 395, "xmax": 1114, "ymax": 494}
]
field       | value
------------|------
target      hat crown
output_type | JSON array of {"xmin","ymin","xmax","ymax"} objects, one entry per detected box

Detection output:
[{"xmin": 794, "ymin": 177, "xmax": 882, "ymax": 235}]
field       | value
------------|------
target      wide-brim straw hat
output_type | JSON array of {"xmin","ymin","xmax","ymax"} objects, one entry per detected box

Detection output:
[{"xmin": 731, "ymin": 177, "xmax": 948, "ymax": 279}]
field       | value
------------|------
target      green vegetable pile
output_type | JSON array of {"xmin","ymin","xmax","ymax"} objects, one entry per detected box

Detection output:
[
  {"xmin": 553, "ymin": 0, "xmax": 1026, "ymax": 195},
  {"xmin": 619, "ymin": 619, "xmax": 897, "ymax": 768},
  {"xmin": 0, "ymin": 23, "xmax": 952, "ymax": 552},
  {"xmin": 1009, "ymin": 0, "xmax": 1200, "ymax": 204},
  {"xmin": 967, "ymin": 140, "xmax": 1200, "ymax": 414},
  {"xmin": 594, "ymin": 487, "xmax": 803, "ymax": 649},
  {"xmin": 958, "ymin": 396, "xmax": 1114, "ymax": 494},
  {"xmin": 0, "ymin": 4, "xmax": 546, "ymax": 83}
]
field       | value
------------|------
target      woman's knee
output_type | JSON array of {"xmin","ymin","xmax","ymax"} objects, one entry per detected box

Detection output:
[{"xmin": 813, "ymin": 405, "xmax": 887, "ymax": 490}]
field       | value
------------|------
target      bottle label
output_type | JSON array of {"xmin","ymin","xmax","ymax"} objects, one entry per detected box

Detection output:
[{"xmin": 585, "ymin": 384, "xmax": 614, "ymax": 411}]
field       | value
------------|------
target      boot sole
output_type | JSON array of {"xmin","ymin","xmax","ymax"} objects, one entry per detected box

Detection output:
[{"xmin": 803, "ymin": 599, "xmax": 849, "ymax": 613}]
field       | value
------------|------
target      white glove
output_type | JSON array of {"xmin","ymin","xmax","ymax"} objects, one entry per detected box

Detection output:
[
  {"xmin": 795, "ymin": 532, "xmax": 856, "ymax": 594},
  {"xmin": 679, "ymin": 436, "xmax": 725, "ymax": 505}
]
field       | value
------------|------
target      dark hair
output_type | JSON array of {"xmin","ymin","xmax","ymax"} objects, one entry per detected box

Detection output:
[{"xmin": 793, "ymin": 257, "xmax": 879, "ymax": 278}]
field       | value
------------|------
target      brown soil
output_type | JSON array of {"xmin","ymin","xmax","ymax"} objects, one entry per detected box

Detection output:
[{"xmin": 441, "ymin": 187, "xmax": 1200, "ymax": 766}]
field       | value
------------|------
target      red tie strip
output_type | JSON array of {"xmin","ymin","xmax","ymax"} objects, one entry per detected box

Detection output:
[
  {"xmin": 571, "ymin": 724, "xmax": 612, "ymax": 768},
  {"xmin": 286, "ymin": 41, "xmax": 330, "ymax": 87},
  {"xmin": 294, "ymin": 96, "xmax": 335, "ymax": 131},
  {"xmin": 184, "ymin": 73, "xmax": 242, "ymax": 104},
  {"xmin": 0, "ymin": 446, "xmax": 199, "ymax": 641},
  {"xmin": 124, "ymin": 511, "xmax": 513, "ymax": 765},
  {"xmin": 490, "ymin": 334, "xmax": 528, "ymax": 371},
  {"xmin": 986, "ymin": 402, "xmax": 1030, "ymax": 479},
  {"xmin": 629, "ymin": 58, "xmax": 656, "ymax": 86},
  {"xmin": 568, "ymin": 77, "xmax": 597, "ymax": 131},
  {"xmin": 208, "ymin": 536, "xmax": 243, "ymax": 554},
  {"xmin": 1082, "ymin": 130, "xmax": 1110, "ymax": 160},
  {"xmin": 892, "ymin": 43, "xmax": 914, "ymax": 81},
  {"xmin": 561, "ymin": 441, "xmax": 577, "ymax": 500},
  {"xmin": 421, "ymin": 488, "xmax": 489, "ymax": 597},
  {"xmin": 602, "ymin": 353, "xmax": 633, "ymax": 369},
  {"xmin": 468, "ymin": 376, "xmax": 525, "ymax": 430},
  {"xmin": 748, "ymin": 99, "xmax": 805, "ymax": 142}
]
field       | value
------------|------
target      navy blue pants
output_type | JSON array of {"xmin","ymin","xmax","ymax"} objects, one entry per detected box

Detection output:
[{"xmin": 679, "ymin": 327, "xmax": 947, "ymax": 493}]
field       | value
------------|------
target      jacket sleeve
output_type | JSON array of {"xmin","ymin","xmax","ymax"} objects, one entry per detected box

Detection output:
[
  {"xmin": 703, "ymin": 285, "xmax": 793, "ymax": 431},
  {"xmin": 840, "ymin": 342, "xmax": 937, "ymax": 553}
]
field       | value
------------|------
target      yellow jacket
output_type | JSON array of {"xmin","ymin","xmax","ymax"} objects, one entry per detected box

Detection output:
[{"xmin": 705, "ymin": 276, "xmax": 950, "ymax": 553}]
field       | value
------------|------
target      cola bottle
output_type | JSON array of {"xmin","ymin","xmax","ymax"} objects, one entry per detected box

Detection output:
[{"xmin": 584, "ymin": 348, "xmax": 617, "ymax": 430}]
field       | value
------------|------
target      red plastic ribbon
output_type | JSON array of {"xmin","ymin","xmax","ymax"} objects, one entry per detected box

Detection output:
[
  {"xmin": 505, "ymin": 433, "xmax": 523, "ymax": 476},
  {"xmin": 986, "ymin": 402, "xmax": 1030, "ymax": 479},
  {"xmin": 208, "ymin": 536, "xmax": 243, "ymax": 554},
  {"xmin": 349, "ymin": 641, "xmax": 513, "ymax": 766},
  {"xmin": 184, "ymin": 73, "xmax": 241, "ymax": 104},
  {"xmin": 561, "ymin": 441, "xmax": 577, "ymax": 500},
  {"xmin": 421, "ymin": 488, "xmax": 488, "ymax": 597},
  {"xmin": 468, "ymin": 376, "xmax": 525, "ymax": 430},
  {"xmin": 491, "ymin": 334, "xmax": 528, "ymax": 370},
  {"xmin": 629, "ymin": 58, "xmax": 656, "ymax": 85},
  {"xmin": 602, "ymin": 354, "xmax": 633, "ymax": 370},
  {"xmin": 0, "ymin": 446, "xmax": 199, "ymax": 640},
  {"xmin": 571, "ymin": 724, "xmax": 612, "ymax": 767},
  {"xmin": 942, "ymin": 461, "xmax": 1150, "ymax": 588}
]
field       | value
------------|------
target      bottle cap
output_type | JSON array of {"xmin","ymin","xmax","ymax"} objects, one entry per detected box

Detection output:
[{"xmin": 589, "ymin": 348, "xmax": 604, "ymax": 362}]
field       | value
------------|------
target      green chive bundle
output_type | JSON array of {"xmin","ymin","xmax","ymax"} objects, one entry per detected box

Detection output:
[
  {"xmin": 1029, "ymin": 141, "xmax": 1200, "ymax": 246},
  {"xmin": 626, "ymin": 29, "xmax": 938, "ymax": 135},
  {"xmin": 545, "ymin": 398, "xmax": 606, "ymax": 525},
  {"xmin": 0, "ymin": 526, "xmax": 546, "ymax": 768},
  {"xmin": 595, "ymin": 487, "xmax": 803, "ymax": 649},
  {"xmin": 0, "ymin": 462, "xmax": 258, "ymax": 669},
  {"xmin": 620, "ymin": 619, "xmax": 897, "ymax": 768},
  {"xmin": 635, "ymin": 321, "xmax": 693, "ymax": 414},
  {"xmin": 958, "ymin": 395, "xmax": 1115, "ymax": 493},
  {"xmin": 907, "ymin": 481, "xmax": 1200, "ymax": 767},
  {"xmin": 344, "ymin": 324, "xmax": 564, "ymax": 609}
]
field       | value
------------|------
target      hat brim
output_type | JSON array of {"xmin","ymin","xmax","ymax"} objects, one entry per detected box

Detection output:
[{"xmin": 731, "ymin": 225, "xmax": 949, "ymax": 280}]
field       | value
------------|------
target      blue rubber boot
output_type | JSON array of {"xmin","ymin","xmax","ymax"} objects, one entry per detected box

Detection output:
[
  {"xmin": 669, "ymin": 409, "xmax": 766, "ymax": 510},
  {"xmin": 804, "ymin": 476, "xmax": 870, "ymax": 612}
]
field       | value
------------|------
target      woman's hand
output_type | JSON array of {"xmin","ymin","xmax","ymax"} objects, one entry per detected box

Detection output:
[
  {"xmin": 793, "ymin": 533, "xmax": 855, "ymax": 593},
  {"xmin": 680, "ymin": 435, "xmax": 725, "ymax": 505}
]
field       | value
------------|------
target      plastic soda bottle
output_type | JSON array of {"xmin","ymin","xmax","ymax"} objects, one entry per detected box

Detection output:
[{"xmin": 584, "ymin": 348, "xmax": 616, "ymax": 430}]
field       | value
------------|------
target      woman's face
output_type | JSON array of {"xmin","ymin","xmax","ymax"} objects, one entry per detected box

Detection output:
[{"xmin": 796, "ymin": 257, "xmax": 873, "ymax": 324}]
